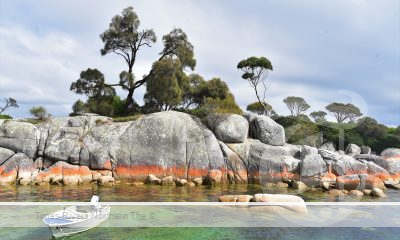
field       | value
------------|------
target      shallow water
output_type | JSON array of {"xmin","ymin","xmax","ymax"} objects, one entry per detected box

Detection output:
[
  {"xmin": 0, "ymin": 184, "xmax": 399, "ymax": 239},
  {"xmin": 0, "ymin": 183, "xmax": 399, "ymax": 202}
]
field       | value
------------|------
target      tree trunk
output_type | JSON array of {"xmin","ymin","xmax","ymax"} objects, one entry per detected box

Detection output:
[
  {"xmin": 125, "ymin": 88, "xmax": 135, "ymax": 113},
  {"xmin": 124, "ymin": 66, "xmax": 135, "ymax": 114}
]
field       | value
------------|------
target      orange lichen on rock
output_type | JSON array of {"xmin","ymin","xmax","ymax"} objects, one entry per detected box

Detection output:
[
  {"xmin": 360, "ymin": 174, "xmax": 386, "ymax": 190},
  {"xmin": 391, "ymin": 172, "xmax": 400, "ymax": 181},
  {"xmin": 113, "ymin": 164, "xmax": 219, "ymax": 182},
  {"xmin": 321, "ymin": 172, "xmax": 337, "ymax": 182},
  {"xmin": 34, "ymin": 161, "xmax": 94, "ymax": 184},
  {"xmin": 336, "ymin": 175, "xmax": 360, "ymax": 190},
  {"xmin": 374, "ymin": 172, "xmax": 393, "ymax": 181}
]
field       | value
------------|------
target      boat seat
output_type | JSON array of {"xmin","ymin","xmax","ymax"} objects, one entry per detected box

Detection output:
[{"xmin": 91, "ymin": 195, "xmax": 100, "ymax": 206}]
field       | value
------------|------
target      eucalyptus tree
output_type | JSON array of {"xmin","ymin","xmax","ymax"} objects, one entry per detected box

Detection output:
[
  {"xmin": 237, "ymin": 56, "xmax": 273, "ymax": 112},
  {"xmin": 70, "ymin": 7, "xmax": 195, "ymax": 113},
  {"xmin": 144, "ymin": 59, "xmax": 189, "ymax": 111},
  {"xmin": 283, "ymin": 96, "xmax": 310, "ymax": 116},
  {"xmin": 0, "ymin": 98, "xmax": 18, "ymax": 114},
  {"xmin": 70, "ymin": 68, "xmax": 116, "ymax": 98},
  {"xmin": 310, "ymin": 111, "xmax": 327, "ymax": 123},
  {"xmin": 325, "ymin": 102, "xmax": 362, "ymax": 123},
  {"xmin": 246, "ymin": 101, "xmax": 275, "ymax": 117},
  {"xmin": 29, "ymin": 106, "xmax": 50, "ymax": 120}
]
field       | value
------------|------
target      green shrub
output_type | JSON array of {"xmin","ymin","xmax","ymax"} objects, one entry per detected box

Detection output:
[
  {"xmin": 275, "ymin": 116, "xmax": 320, "ymax": 147},
  {"xmin": 182, "ymin": 108, "xmax": 210, "ymax": 119},
  {"xmin": 372, "ymin": 134, "xmax": 400, "ymax": 154},
  {"xmin": 0, "ymin": 114, "xmax": 12, "ymax": 119}
]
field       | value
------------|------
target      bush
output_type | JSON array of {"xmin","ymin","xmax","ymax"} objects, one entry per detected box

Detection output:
[
  {"xmin": 181, "ymin": 108, "xmax": 210, "ymax": 119},
  {"xmin": 372, "ymin": 134, "xmax": 400, "ymax": 154},
  {"xmin": 29, "ymin": 106, "xmax": 49, "ymax": 120},
  {"xmin": 203, "ymin": 94, "xmax": 242, "ymax": 115},
  {"xmin": 0, "ymin": 114, "xmax": 12, "ymax": 119},
  {"xmin": 275, "ymin": 116, "xmax": 320, "ymax": 147}
]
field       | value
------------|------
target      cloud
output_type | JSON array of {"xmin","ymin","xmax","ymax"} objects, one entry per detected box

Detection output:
[{"xmin": 0, "ymin": 0, "xmax": 399, "ymax": 126}]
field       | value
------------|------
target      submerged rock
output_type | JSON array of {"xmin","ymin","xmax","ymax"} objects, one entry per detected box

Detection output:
[
  {"xmin": 349, "ymin": 190, "xmax": 364, "ymax": 198},
  {"xmin": 292, "ymin": 181, "xmax": 308, "ymax": 190},
  {"xmin": 219, "ymin": 195, "xmax": 253, "ymax": 202}
]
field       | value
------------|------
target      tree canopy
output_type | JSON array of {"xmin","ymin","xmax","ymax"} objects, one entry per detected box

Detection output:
[
  {"xmin": 237, "ymin": 56, "xmax": 273, "ymax": 112},
  {"xmin": 325, "ymin": 102, "xmax": 362, "ymax": 123},
  {"xmin": 356, "ymin": 117, "xmax": 387, "ymax": 139},
  {"xmin": 144, "ymin": 59, "xmax": 188, "ymax": 111},
  {"xmin": 70, "ymin": 68, "xmax": 116, "ymax": 98},
  {"xmin": 246, "ymin": 101, "xmax": 275, "ymax": 117},
  {"xmin": 283, "ymin": 96, "xmax": 310, "ymax": 116},
  {"xmin": 310, "ymin": 111, "xmax": 327, "ymax": 123},
  {"xmin": 30, "ymin": 106, "xmax": 49, "ymax": 120},
  {"xmin": 71, "ymin": 7, "xmax": 195, "ymax": 114},
  {"xmin": 0, "ymin": 98, "xmax": 18, "ymax": 114}
]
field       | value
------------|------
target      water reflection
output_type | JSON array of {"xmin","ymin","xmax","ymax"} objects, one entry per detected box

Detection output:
[{"xmin": 0, "ymin": 184, "xmax": 398, "ymax": 202}]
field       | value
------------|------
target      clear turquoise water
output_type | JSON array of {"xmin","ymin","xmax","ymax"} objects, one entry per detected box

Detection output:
[{"xmin": 0, "ymin": 184, "xmax": 399, "ymax": 239}]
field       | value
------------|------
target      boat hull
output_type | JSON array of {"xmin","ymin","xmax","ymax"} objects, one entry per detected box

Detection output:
[{"xmin": 46, "ymin": 206, "xmax": 110, "ymax": 238}]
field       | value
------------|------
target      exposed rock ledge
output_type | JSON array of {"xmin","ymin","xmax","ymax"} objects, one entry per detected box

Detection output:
[{"xmin": 0, "ymin": 111, "xmax": 399, "ymax": 188}]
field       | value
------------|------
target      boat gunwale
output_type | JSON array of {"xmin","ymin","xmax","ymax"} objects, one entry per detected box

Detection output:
[{"xmin": 43, "ymin": 205, "xmax": 111, "ymax": 227}]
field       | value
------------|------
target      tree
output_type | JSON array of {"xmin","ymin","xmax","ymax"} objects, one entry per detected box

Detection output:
[
  {"xmin": 283, "ymin": 96, "xmax": 310, "ymax": 116},
  {"xmin": 70, "ymin": 68, "xmax": 116, "ymax": 98},
  {"xmin": 246, "ymin": 101, "xmax": 275, "ymax": 117},
  {"xmin": 180, "ymin": 75, "xmax": 231, "ymax": 109},
  {"xmin": 203, "ymin": 93, "xmax": 242, "ymax": 115},
  {"xmin": 325, "ymin": 102, "xmax": 362, "ymax": 123},
  {"xmin": 144, "ymin": 59, "xmax": 188, "ymax": 111},
  {"xmin": 237, "ymin": 56, "xmax": 273, "ymax": 112},
  {"xmin": 196, "ymin": 78, "xmax": 229, "ymax": 106},
  {"xmin": 30, "ymin": 106, "xmax": 49, "ymax": 120},
  {"xmin": 0, "ymin": 98, "xmax": 18, "ymax": 114},
  {"xmin": 310, "ymin": 111, "xmax": 327, "ymax": 123},
  {"xmin": 181, "ymin": 74, "xmax": 206, "ymax": 109},
  {"xmin": 355, "ymin": 117, "xmax": 387, "ymax": 139},
  {"xmin": 71, "ymin": 99, "xmax": 87, "ymax": 116},
  {"xmin": 70, "ymin": 7, "xmax": 196, "ymax": 113},
  {"xmin": 101, "ymin": 7, "xmax": 195, "ymax": 111}
]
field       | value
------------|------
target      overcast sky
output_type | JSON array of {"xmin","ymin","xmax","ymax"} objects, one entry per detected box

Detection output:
[{"xmin": 0, "ymin": 0, "xmax": 399, "ymax": 126}]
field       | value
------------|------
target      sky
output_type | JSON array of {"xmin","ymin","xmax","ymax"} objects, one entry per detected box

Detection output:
[{"xmin": 0, "ymin": 0, "xmax": 399, "ymax": 126}]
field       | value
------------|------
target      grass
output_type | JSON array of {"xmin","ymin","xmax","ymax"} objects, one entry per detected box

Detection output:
[
  {"xmin": 113, "ymin": 114, "xmax": 143, "ymax": 122},
  {"xmin": 19, "ymin": 118, "xmax": 46, "ymax": 125}
]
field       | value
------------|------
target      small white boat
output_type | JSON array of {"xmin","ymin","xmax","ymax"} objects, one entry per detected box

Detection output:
[{"xmin": 43, "ymin": 196, "xmax": 110, "ymax": 238}]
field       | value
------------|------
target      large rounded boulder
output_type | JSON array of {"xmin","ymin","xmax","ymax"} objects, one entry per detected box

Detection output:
[
  {"xmin": 113, "ymin": 111, "xmax": 225, "ymax": 182},
  {"xmin": 207, "ymin": 114, "xmax": 248, "ymax": 143},
  {"xmin": 247, "ymin": 114, "xmax": 285, "ymax": 146}
]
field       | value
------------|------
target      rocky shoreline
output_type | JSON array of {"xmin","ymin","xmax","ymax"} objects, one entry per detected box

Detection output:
[{"xmin": 0, "ymin": 111, "xmax": 399, "ymax": 198}]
